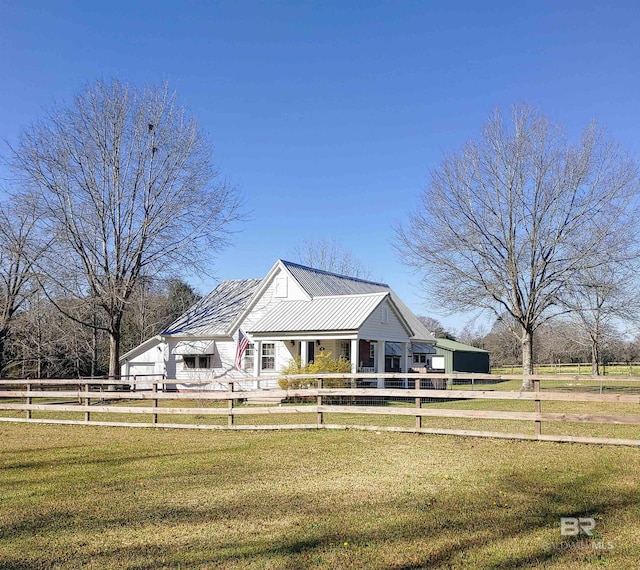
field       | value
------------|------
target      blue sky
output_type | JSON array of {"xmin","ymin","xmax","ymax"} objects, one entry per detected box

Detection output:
[{"xmin": 2, "ymin": 0, "xmax": 640, "ymax": 333}]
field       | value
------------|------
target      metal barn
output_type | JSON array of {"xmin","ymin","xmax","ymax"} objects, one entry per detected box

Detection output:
[{"xmin": 434, "ymin": 339, "xmax": 490, "ymax": 374}]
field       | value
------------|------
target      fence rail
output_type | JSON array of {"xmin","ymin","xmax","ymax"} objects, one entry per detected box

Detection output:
[{"xmin": 1, "ymin": 373, "xmax": 640, "ymax": 446}]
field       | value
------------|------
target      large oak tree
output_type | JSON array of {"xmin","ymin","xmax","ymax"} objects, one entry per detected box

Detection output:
[
  {"xmin": 397, "ymin": 105, "xmax": 640, "ymax": 388},
  {"xmin": 12, "ymin": 80, "xmax": 241, "ymax": 378}
]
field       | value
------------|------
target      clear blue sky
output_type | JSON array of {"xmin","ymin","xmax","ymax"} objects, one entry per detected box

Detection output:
[{"xmin": 2, "ymin": 0, "xmax": 640, "ymax": 333}]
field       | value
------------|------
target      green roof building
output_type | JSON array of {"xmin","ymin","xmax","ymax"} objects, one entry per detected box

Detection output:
[{"xmin": 433, "ymin": 339, "xmax": 490, "ymax": 374}]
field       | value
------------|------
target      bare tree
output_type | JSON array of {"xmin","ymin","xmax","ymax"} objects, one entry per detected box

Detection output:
[
  {"xmin": 416, "ymin": 316, "xmax": 456, "ymax": 340},
  {"xmin": 457, "ymin": 320, "xmax": 489, "ymax": 348},
  {"xmin": 121, "ymin": 277, "xmax": 200, "ymax": 353},
  {"xmin": 397, "ymin": 105, "xmax": 640, "ymax": 388},
  {"xmin": 0, "ymin": 194, "xmax": 47, "ymax": 374},
  {"xmin": 292, "ymin": 238, "xmax": 372, "ymax": 279},
  {"xmin": 563, "ymin": 261, "xmax": 640, "ymax": 374},
  {"xmin": 11, "ymin": 80, "xmax": 242, "ymax": 378}
]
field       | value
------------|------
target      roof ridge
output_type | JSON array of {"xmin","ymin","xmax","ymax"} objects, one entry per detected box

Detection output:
[
  {"xmin": 279, "ymin": 259, "xmax": 389, "ymax": 287},
  {"xmin": 311, "ymin": 291, "xmax": 389, "ymax": 300}
]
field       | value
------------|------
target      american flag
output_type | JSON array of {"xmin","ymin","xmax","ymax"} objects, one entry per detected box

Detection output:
[{"xmin": 234, "ymin": 329, "xmax": 249, "ymax": 370}]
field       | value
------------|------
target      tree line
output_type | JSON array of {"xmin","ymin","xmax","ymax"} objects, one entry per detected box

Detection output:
[{"xmin": 422, "ymin": 316, "xmax": 640, "ymax": 371}]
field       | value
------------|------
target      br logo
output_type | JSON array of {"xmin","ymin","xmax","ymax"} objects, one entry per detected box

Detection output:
[{"xmin": 560, "ymin": 517, "xmax": 596, "ymax": 536}]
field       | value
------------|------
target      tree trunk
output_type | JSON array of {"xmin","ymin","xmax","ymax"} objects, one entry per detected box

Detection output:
[
  {"xmin": 0, "ymin": 329, "xmax": 6, "ymax": 377},
  {"xmin": 91, "ymin": 324, "xmax": 98, "ymax": 378},
  {"xmin": 520, "ymin": 327, "xmax": 534, "ymax": 391},
  {"xmin": 591, "ymin": 339, "xmax": 600, "ymax": 376},
  {"xmin": 108, "ymin": 328, "xmax": 120, "ymax": 380}
]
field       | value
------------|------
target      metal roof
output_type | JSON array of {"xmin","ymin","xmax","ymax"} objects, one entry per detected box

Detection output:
[
  {"xmin": 159, "ymin": 261, "xmax": 436, "ymax": 343},
  {"xmin": 435, "ymin": 339, "xmax": 489, "ymax": 353},
  {"xmin": 280, "ymin": 260, "xmax": 434, "ymax": 342},
  {"xmin": 162, "ymin": 279, "xmax": 262, "ymax": 337},
  {"xmin": 412, "ymin": 343, "xmax": 436, "ymax": 354},
  {"xmin": 248, "ymin": 293, "xmax": 388, "ymax": 334},
  {"xmin": 281, "ymin": 260, "xmax": 389, "ymax": 296}
]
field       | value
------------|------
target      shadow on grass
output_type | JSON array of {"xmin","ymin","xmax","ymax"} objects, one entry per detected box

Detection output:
[{"xmin": 1, "ymin": 459, "xmax": 636, "ymax": 569}]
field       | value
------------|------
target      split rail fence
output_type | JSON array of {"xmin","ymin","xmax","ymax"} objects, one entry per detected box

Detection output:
[{"xmin": 1, "ymin": 373, "xmax": 639, "ymax": 446}]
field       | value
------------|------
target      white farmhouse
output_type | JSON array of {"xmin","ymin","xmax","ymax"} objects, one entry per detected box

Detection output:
[{"xmin": 120, "ymin": 260, "xmax": 436, "ymax": 389}]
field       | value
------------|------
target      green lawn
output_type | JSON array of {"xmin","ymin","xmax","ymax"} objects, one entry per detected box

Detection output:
[
  {"xmin": 1, "ymin": 424, "xmax": 639, "ymax": 569},
  {"xmin": 492, "ymin": 364, "xmax": 640, "ymax": 376}
]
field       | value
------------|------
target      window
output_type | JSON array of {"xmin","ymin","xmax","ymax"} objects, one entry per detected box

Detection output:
[
  {"xmin": 340, "ymin": 341, "xmax": 351, "ymax": 361},
  {"xmin": 244, "ymin": 344, "xmax": 255, "ymax": 370},
  {"xmin": 413, "ymin": 353, "xmax": 427, "ymax": 364},
  {"xmin": 182, "ymin": 355, "xmax": 211, "ymax": 369},
  {"xmin": 381, "ymin": 306, "xmax": 389, "ymax": 324},
  {"xmin": 369, "ymin": 343, "xmax": 375, "ymax": 362},
  {"xmin": 261, "ymin": 343, "xmax": 275, "ymax": 370}
]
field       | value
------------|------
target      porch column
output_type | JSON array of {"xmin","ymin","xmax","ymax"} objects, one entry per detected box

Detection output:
[
  {"xmin": 253, "ymin": 340, "xmax": 261, "ymax": 378},
  {"xmin": 377, "ymin": 340, "xmax": 385, "ymax": 389},
  {"xmin": 350, "ymin": 339, "xmax": 358, "ymax": 374},
  {"xmin": 402, "ymin": 342, "xmax": 410, "ymax": 389},
  {"xmin": 300, "ymin": 340, "xmax": 308, "ymax": 367}
]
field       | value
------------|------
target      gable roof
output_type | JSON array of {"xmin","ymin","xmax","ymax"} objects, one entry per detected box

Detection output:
[
  {"xmin": 162, "ymin": 278, "xmax": 262, "ymax": 337},
  {"xmin": 248, "ymin": 292, "xmax": 391, "ymax": 334},
  {"xmin": 159, "ymin": 260, "xmax": 435, "ymax": 343},
  {"xmin": 278, "ymin": 260, "xmax": 434, "ymax": 342}
]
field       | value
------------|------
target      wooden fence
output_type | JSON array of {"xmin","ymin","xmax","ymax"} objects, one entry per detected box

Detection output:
[{"xmin": 1, "ymin": 373, "xmax": 639, "ymax": 446}]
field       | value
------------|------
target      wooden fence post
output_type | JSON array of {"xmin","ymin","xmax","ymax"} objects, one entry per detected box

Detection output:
[
  {"xmin": 153, "ymin": 382, "xmax": 158, "ymax": 424},
  {"xmin": 317, "ymin": 378, "xmax": 323, "ymax": 426},
  {"xmin": 26, "ymin": 382, "xmax": 31, "ymax": 420},
  {"xmin": 228, "ymin": 382, "xmax": 234, "ymax": 427},
  {"xmin": 534, "ymin": 378, "xmax": 541, "ymax": 438},
  {"xmin": 84, "ymin": 383, "xmax": 91, "ymax": 422},
  {"xmin": 415, "ymin": 377, "xmax": 422, "ymax": 430}
]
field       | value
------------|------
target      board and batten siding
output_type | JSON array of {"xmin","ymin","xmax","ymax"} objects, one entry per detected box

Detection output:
[{"xmin": 358, "ymin": 299, "xmax": 411, "ymax": 342}]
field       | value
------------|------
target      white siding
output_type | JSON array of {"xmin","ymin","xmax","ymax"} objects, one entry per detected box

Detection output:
[
  {"xmin": 242, "ymin": 268, "xmax": 308, "ymax": 331},
  {"xmin": 172, "ymin": 338, "xmax": 286, "ymax": 390},
  {"xmin": 120, "ymin": 339, "xmax": 166, "ymax": 389},
  {"xmin": 359, "ymin": 299, "xmax": 410, "ymax": 342}
]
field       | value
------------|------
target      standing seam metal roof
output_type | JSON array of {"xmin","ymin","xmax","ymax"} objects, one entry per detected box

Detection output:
[
  {"xmin": 248, "ymin": 293, "xmax": 388, "ymax": 333},
  {"xmin": 281, "ymin": 260, "xmax": 390, "ymax": 296},
  {"xmin": 162, "ymin": 278, "xmax": 262, "ymax": 336},
  {"xmin": 280, "ymin": 260, "xmax": 434, "ymax": 342}
]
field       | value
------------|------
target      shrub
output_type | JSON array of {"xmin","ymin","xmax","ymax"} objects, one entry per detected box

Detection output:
[{"xmin": 278, "ymin": 351, "xmax": 352, "ymax": 390}]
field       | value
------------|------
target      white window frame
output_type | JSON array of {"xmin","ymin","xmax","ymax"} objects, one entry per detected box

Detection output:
[
  {"xmin": 261, "ymin": 342, "xmax": 275, "ymax": 371},
  {"xmin": 182, "ymin": 355, "xmax": 212, "ymax": 369},
  {"xmin": 244, "ymin": 343, "xmax": 255, "ymax": 370}
]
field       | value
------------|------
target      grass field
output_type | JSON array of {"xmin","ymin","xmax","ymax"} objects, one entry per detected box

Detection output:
[
  {"xmin": 491, "ymin": 364, "xmax": 640, "ymax": 376},
  {"xmin": 1, "ymin": 424, "xmax": 639, "ymax": 569}
]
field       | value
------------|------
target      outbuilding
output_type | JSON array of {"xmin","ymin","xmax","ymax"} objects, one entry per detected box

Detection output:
[{"xmin": 433, "ymin": 339, "xmax": 490, "ymax": 374}]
